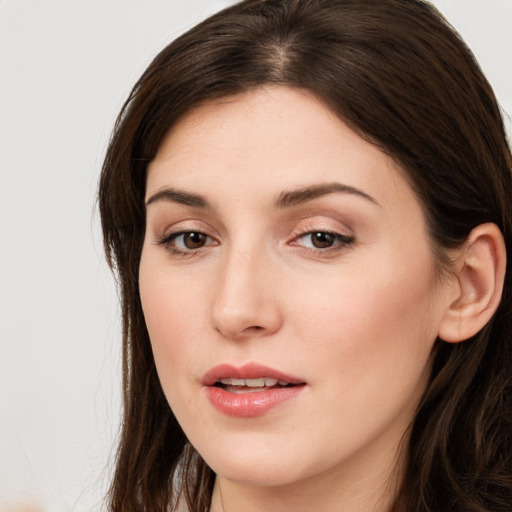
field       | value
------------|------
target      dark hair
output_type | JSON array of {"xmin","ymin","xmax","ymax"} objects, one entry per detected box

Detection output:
[{"xmin": 99, "ymin": 1, "xmax": 512, "ymax": 510}]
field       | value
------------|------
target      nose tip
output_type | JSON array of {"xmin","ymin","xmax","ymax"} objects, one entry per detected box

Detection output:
[
  {"xmin": 213, "ymin": 311, "xmax": 269, "ymax": 340},
  {"xmin": 210, "ymin": 255, "xmax": 282, "ymax": 340},
  {"xmin": 212, "ymin": 296, "xmax": 282, "ymax": 339}
]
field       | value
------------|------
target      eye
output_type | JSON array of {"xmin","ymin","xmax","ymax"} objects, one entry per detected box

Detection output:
[
  {"xmin": 175, "ymin": 231, "xmax": 208, "ymax": 249},
  {"xmin": 294, "ymin": 230, "xmax": 354, "ymax": 250},
  {"xmin": 158, "ymin": 230, "xmax": 218, "ymax": 254}
]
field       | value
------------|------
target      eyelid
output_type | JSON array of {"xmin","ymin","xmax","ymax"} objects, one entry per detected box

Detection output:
[
  {"xmin": 160, "ymin": 230, "xmax": 217, "ymax": 245},
  {"xmin": 287, "ymin": 217, "xmax": 356, "ymax": 253},
  {"xmin": 289, "ymin": 216, "xmax": 353, "ymax": 238},
  {"xmin": 155, "ymin": 219, "xmax": 220, "ymax": 257},
  {"xmin": 155, "ymin": 218, "xmax": 220, "ymax": 241},
  {"xmin": 290, "ymin": 230, "xmax": 354, "ymax": 249}
]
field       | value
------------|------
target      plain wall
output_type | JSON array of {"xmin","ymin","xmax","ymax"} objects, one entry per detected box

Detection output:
[{"xmin": 1, "ymin": 1, "xmax": 511, "ymax": 511}]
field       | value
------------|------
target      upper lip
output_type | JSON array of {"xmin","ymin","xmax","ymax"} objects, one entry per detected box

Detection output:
[{"xmin": 201, "ymin": 363, "xmax": 306, "ymax": 386}]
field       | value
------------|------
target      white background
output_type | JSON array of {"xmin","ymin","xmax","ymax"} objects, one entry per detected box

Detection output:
[{"xmin": 1, "ymin": 1, "xmax": 511, "ymax": 511}]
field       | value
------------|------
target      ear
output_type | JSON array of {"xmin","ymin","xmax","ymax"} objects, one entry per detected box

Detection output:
[{"xmin": 438, "ymin": 223, "xmax": 506, "ymax": 343}]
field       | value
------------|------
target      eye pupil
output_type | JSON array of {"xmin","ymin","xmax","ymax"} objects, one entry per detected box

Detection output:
[
  {"xmin": 312, "ymin": 232, "xmax": 334, "ymax": 248},
  {"xmin": 184, "ymin": 232, "xmax": 206, "ymax": 249}
]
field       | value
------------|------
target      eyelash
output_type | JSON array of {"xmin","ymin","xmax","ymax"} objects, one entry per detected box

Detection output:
[
  {"xmin": 292, "ymin": 230, "xmax": 355, "ymax": 253},
  {"xmin": 157, "ymin": 230, "xmax": 218, "ymax": 257},
  {"xmin": 157, "ymin": 229, "xmax": 355, "ymax": 257}
]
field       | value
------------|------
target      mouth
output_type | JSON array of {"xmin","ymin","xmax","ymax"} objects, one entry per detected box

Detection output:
[
  {"xmin": 201, "ymin": 363, "xmax": 306, "ymax": 417},
  {"xmin": 201, "ymin": 362, "xmax": 305, "ymax": 389},
  {"xmin": 213, "ymin": 377, "xmax": 298, "ymax": 394}
]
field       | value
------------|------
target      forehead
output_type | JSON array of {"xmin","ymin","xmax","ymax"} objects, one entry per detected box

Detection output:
[{"xmin": 146, "ymin": 86, "xmax": 414, "ymax": 211}]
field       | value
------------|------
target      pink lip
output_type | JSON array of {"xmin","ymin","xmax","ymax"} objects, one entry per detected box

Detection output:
[
  {"xmin": 201, "ymin": 363, "xmax": 306, "ymax": 418},
  {"xmin": 201, "ymin": 363, "xmax": 305, "ymax": 386}
]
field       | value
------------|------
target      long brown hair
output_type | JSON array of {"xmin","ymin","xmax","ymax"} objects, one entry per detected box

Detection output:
[{"xmin": 99, "ymin": 1, "xmax": 512, "ymax": 510}]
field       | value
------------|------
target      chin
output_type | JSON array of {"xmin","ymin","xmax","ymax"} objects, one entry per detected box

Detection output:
[
  {"xmin": 194, "ymin": 436, "xmax": 323, "ymax": 488},
  {"xmin": 210, "ymin": 459, "xmax": 307, "ymax": 487}
]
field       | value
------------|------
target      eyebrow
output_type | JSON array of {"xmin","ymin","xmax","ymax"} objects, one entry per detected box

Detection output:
[
  {"xmin": 145, "ymin": 188, "xmax": 212, "ymax": 210},
  {"xmin": 273, "ymin": 182, "xmax": 380, "ymax": 209},
  {"xmin": 145, "ymin": 181, "xmax": 380, "ymax": 210}
]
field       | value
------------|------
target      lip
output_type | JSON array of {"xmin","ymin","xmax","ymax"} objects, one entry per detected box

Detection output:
[
  {"xmin": 201, "ymin": 363, "xmax": 305, "ymax": 386},
  {"xmin": 202, "ymin": 363, "xmax": 306, "ymax": 418}
]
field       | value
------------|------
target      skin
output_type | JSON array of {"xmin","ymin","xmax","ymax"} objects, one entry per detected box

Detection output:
[{"xmin": 139, "ymin": 86, "xmax": 459, "ymax": 512}]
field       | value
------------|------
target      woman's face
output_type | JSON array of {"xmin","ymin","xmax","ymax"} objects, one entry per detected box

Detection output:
[{"xmin": 140, "ymin": 87, "xmax": 454, "ymax": 489}]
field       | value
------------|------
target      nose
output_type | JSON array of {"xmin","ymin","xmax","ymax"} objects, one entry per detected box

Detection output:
[{"xmin": 210, "ymin": 245, "xmax": 283, "ymax": 340}]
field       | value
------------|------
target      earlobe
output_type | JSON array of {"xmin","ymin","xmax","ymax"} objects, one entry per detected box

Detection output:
[{"xmin": 438, "ymin": 223, "xmax": 506, "ymax": 343}]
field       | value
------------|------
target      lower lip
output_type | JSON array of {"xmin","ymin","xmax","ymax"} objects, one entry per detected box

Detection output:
[{"xmin": 204, "ymin": 385, "xmax": 305, "ymax": 417}]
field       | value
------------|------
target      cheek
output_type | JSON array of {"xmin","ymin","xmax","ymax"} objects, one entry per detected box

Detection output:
[
  {"xmin": 286, "ymin": 256, "xmax": 439, "ymax": 385},
  {"xmin": 138, "ymin": 255, "xmax": 206, "ymax": 380},
  {"xmin": 139, "ymin": 268, "xmax": 210, "ymax": 433},
  {"xmin": 283, "ymin": 264, "xmax": 438, "ymax": 448},
  {"xmin": 139, "ymin": 241, "xmax": 210, "ymax": 328}
]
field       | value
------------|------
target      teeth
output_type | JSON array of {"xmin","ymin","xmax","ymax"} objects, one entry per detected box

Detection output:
[
  {"xmin": 218, "ymin": 377, "xmax": 287, "ymax": 387},
  {"xmin": 245, "ymin": 378, "xmax": 265, "ymax": 387}
]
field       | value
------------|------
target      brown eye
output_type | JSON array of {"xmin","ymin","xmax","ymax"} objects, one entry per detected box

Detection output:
[
  {"xmin": 294, "ymin": 230, "xmax": 355, "ymax": 251},
  {"xmin": 182, "ymin": 232, "xmax": 207, "ymax": 249},
  {"xmin": 159, "ymin": 230, "xmax": 217, "ymax": 255},
  {"xmin": 310, "ymin": 232, "xmax": 335, "ymax": 248}
]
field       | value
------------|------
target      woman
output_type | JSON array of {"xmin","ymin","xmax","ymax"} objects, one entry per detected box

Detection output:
[{"xmin": 99, "ymin": 0, "xmax": 512, "ymax": 510}]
